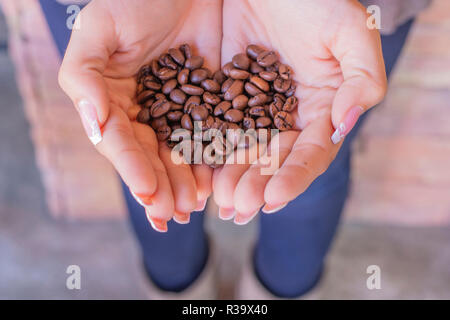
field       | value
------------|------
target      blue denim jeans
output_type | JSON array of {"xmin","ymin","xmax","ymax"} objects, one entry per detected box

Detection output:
[{"xmin": 40, "ymin": 0, "xmax": 413, "ymax": 297}]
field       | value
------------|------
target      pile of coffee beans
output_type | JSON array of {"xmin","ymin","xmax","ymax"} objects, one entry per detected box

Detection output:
[{"xmin": 135, "ymin": 44, "xmax": 297, "ymax": 167}]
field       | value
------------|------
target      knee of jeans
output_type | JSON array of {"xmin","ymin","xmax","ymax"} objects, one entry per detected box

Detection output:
[{"xmin": 254, "ymin": 248, "xmax": 324, "ymax": 298}]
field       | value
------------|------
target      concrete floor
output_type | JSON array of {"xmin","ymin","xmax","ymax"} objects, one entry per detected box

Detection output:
[{"xmin": 0, "ymin": 10, "xmax": 449, "ymax": 300}]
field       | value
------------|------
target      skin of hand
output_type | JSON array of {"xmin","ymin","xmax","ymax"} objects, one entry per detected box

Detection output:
[
  {"xmin": 58, "ymin": 0, "xmax": 222, "ymax": 231},
  {"xmin": 214, "ymin": 0, "xmax": 387, "ymax": 224}
]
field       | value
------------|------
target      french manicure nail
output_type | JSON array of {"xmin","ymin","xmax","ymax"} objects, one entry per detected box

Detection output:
[
  {"xmin": 218, "ymin": 207, "xmax": 235, "ymax": 221},
  {"xmin": 234, "ymin": 209, "xmax": 260, "ymax": 226},
  {"xmin": 173, "ymin": 211, "xmax": 190, "ymax": 224},
  {"xmin": 131, "ymin": 191, "xmax": 154, "ymax": 207},
  {"xmin": 78, "ymin": 99, "xmax": 102, "ymax": 145},
  {"xmin": 331, "ymin": 106, "xmax": 364, "ymax": 144},
  {"xmin": 262, "ymin": 202, "xmax": 287, "ymax": 214},
  {"xmin": 194, "ymin": 199, "xmax": 207, "ymax": 212},
  {"xmin": 145, "ymin": 211, "xmax": 168, "ymax": 233}
]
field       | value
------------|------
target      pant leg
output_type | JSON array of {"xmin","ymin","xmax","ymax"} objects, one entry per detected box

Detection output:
[
  {"xmin": 40, "ymin": 0, "xmax": 209, "ymax": 292},
  {"xmin": 255, "ymin": 19, "xmax": 415, "ymax": 298}
]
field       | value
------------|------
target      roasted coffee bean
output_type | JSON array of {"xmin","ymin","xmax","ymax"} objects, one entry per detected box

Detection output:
[
  {"xmin": 274, "ymin": 93, "xmax": 287, "ymax": 104},
  {"xmin": 158, "ymin": 67, "xmax": 178, "ymax": 81},
  {"xmin": 250, "ymin": 76, "xmax": 270, "ymax": 92},
  {"xmin": 274, "ymin": 111, "xmax": 294, "ymax": 131},
  {"xmin": 162, "ymin": 79, "xmax": 178, "ymax": 95},
  {"xmin": 283, "ymin": 96, "xmax": 298, "ymax": 112},
  {"xmin": 137, "ymin": 108, "xmax": 151, "ymax": 124},
  {"xmin": 214, "ymin": 101, "xmax": 232, "ymax": 116},
  {"xmin": 137, "ymin": 64, "xmax": 152, "ymax": 81},
  {"xmin": 249, "ymin": 106, "xmax": 266, "ymax": 117},
  {"xmin": 221, "ymin": 78, "xmax": 234, "ymax": 93},
  {"xmin": 191, "ymin": 104, "xmax": 209, "ymax": 121},
  {"xmin": 201, "ymin": 79, "xmax": 221, "ymax": 93},
  {"xmin": 177, "ymin": 68, "xmax": 190, "ymax": 85},
  {"xmin": 156, "ymin": 125, "xmax": 172, "ymax": 141},
  {"xmin": 204, "ymin": 115, "xmax": 215, "ymax": 129},
  {"xmin": 184, "ymin": 96, "xmax": 201, "ymax": 114},
  {"xmin": 143, "ymin": 76, "xmax": 161, "ymax": 91},
  {"xmin": 190, "ymin": 68, "xmax": 209, "ymax": 84},
  {"xmin": 143, "ymin": 98, "xmax": 155, "ymax": 109},
  {"xmin": 151, "ymin": 60, "xmax": 160, "ymax": 75},
  {"xmin": 259, "ymin": 71, "xmax": 278, "ymax": 82},
  {"xmin": 248, "ymin": 93, "xmax": 268, "ymax": 107},
  {"xmin": 181, "ymin": 114, "xmax": 194, "ymax": 130},
  {"xmin": 232, "ymin": 95, "xmax": 249, "ymax": 110},
  {"xmin": 273, "ymin": 77, "xmax": 292, "ymax": 93},
  {"xmin": 229, "ymin": 68, "xmax": 250, "ymax": 80},
  {"xmin": 204, "ymin": 103, "xmax": 213, "ymax": 114},
  {"xmin": 137, "ymin": 90, "xmax": 155, "ymax": 104},
  {"xmin": 150, "ymin": 116, "xmax": 167, "ymax": 130},
  {"xmin": 246, "ymin": 44, "xmax": 264, "ymax": 60},
  {"xmin": 170, "ymin": 89, "xmax": 187, "ymax": 105},
  {"xmin": 167, "ymin": 110, "xmax": 183, "ymax": 122},
  {"xmin": 244, "ymin": 82, "xmax": 263, "ymax": 96},
  {"xmin": 213, "ymin": 70, "xmax": 227, "ymax": 84},
  {"xmin": 269, "ymin": 102, "xmax": 281, "ymax": 118},
  {"xmin": 232, "ymin": 53, "xmax": 250, "ymax": 70},
  {"xmin": 170, "ymin": 103, "xmax": 183, "ymax": 111},
  {"xmin": 279, "ymin": 64, "xmax": 292, "ymax": 80},
  {"xmin": 136, "ymin": 82, "xmax": 145, "ymax": 96},
  {"xmin": 243, "ymin": 117, "xmax": 256, "ymax": 130},
  {"xmin": 222, "ymin": 62, "xmax": 234, "ymax": 77},
  {"xmin": 224, "ymin": 109, "xmax": 244, "ymax": 123},
  {"xmin": 250, "ymin": 61, "xmax": 264, "ymax": 74},
  {"xmin": 285, "ymin": 83, "xmax": 297, "ymax": 97},
  {"xmin": 151, "ymin": 100, "xmax": 171, "ymax": 118},
  {"xmin": 168, "ymin": 48, "xmax": 185, "ymax": 66},
  {"xmin": 155, "ymin": 93, "xmax": 167, "ymax": 101},
  {"xmin": 257, "ymin": 51, "xmax": 278, "ymax": 67},
  {"xmin": 203, "ymin": 92, "xmax": 221, "ymax": 105},
  {"xmin": 256, "ymin": 116, "xmax": 272, "ymax": 128},
  {"xmin": 266, "ymin": 61, "xmax": 280, "ymax": 72},
  {"xmin": 179, "ymin": 44, "xmax": 192, "ymax": 59},
  {"xmin": 185, "ymin": 56, "xmax": 204, "ymax": 70},
  {"xmin": 181, "ymin": 84, "xmax": 204, "ymax": 96},
  {"xmin": 171, "ymin": 124, "xmax": 182, "ymax": 131},
  {"xmin": 224, "ymin": 80, "xmax": 244, "ymax": 101},
  {"xmin": 159, "ymin": 53, "xmax": 177, "ymax": 70}
]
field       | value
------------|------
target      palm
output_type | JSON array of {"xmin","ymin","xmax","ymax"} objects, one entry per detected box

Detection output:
[
  {"xmin": 75, "ymin": 0, "xmax": 222, "ymax": 219},
  {"xmin": 214, "ymin": 0, "xmax": 383, "ymax": 220}
]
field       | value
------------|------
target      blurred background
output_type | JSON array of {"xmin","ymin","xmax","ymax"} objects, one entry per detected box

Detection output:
[{"xmin": 0, "ymin": 0, "xmax": 449, "ymax": 299}]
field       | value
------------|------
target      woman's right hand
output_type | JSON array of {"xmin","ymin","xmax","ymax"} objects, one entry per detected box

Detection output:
[{"xmin": 58, "ymin": 0, "xmax": 222, "ymax": 231}]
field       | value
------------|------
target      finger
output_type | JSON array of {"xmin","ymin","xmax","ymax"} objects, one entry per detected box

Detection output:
[
  {"xmin": 212, "ymin": 140, "xmax": 263, "ymax": 221},
  {"xmin": 233, "ymin": 131, "xmax": 299, "ymax": 218},
  {"xmin": 264, "ymin": 116, "xmax": 340, "ymax": 205},
  {"xmin": 159, "ymin": 143, "xmax": 197, "ymax": 224},
  {"xmin": 192, "ymin": 164, "xmax": 213, "ymax": 211},
  {"xmin": 58, "ymin": 2, "xmax": 117, "ymax": 145},
  {"xmin": 131, "ymin": 122, "xmax": 175, "ymax": 229},
  {"xmin": 95, "ymin": 105, "xmax": 159, "ymax": 211},
  {"xmin": 328, "ymin": 4, "xmax": 387, "ymax": 144}
]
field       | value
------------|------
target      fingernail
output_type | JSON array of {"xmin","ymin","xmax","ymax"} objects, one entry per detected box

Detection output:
[
  {"xmin": 218, "ymin": 207, "xmax": 235, "ymax": 221},
  {"xmin": 262, "ymin": 202, "xmax": 287, "ymax": 214},
  {"xmin": 131, "ymin": 191, "xmax": 154, "ymax": 207},
  {"xmin": 173, "ymin": 211, "xmax": 190, "ymax": 224},
  {"xmin": 331, "ymin": 106, "xmax": 364, "ymax": 144},
  {"xmin": 194, "ymin": 199, "xmax": 207, "ymax": 212},
  {"xmin": 234, "ymin": 209, "xmax": 260, "ymax": 225},
  {"xmin": 145, "ymin": 210, "xmax": 168, "ymax": 233},
  {"xmin": 78, "ymin": 99, "xmax": 102, "ymax": 145}
]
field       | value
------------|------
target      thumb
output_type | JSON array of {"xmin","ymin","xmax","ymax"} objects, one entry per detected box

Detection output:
[
  {"xmin": 58, "ymin": 2, "xmax": 117, "ymax": 145},
  {"xmin": 329, "ymin": 5, "xmax": 387, "ymax": 144}
]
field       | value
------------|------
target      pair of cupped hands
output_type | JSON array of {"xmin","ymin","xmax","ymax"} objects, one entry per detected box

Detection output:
[{"xmin": 59, "ymin": 0, "xmax": 387, "ymax": 232}]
